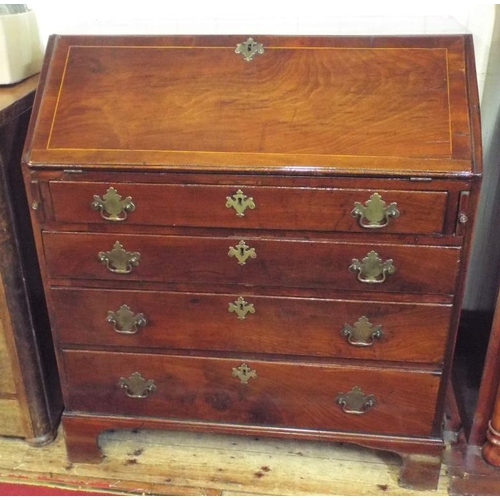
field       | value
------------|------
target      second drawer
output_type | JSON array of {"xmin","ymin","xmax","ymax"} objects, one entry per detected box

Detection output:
[
  {"xmin": 43, "ymin": 232, "xmax": 460, "ymax": 295},
  {"xmin": 51, "ymin": 287, "xmax": 452, "ymax": 363}
]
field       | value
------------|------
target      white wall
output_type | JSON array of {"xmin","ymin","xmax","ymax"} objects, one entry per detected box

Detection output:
[{"xmin": 463, "ymin": 6, "xmax": 500, "ymax": 311}]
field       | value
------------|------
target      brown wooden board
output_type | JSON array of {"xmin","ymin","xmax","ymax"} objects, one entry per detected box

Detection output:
[
  {"xmin": 51, "ymin": 287, "xmax": 452, "ymax": 364},
  {"xmin": 25, "ymin": 35, "xmax": 479, "ymax": 177}
]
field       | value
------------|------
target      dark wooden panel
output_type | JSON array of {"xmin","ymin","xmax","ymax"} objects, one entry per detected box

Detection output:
[
  {"xmin": 0, "ymin": 77, "xmax": 62, "ymax": 442},
  {"xmin": 49, "ymin": 181, "xmax": 448, "ymax": 235},
  {"xmin": 42, "ymin": 231, "xmax": 460, "ymax": 295},
  {"xmin": 52, "ymin": 287, "xmax": 452, "ymax": 363},
  {"xmin": 62, "ymin": 349, "xmax": 441, "ymax": 437}
]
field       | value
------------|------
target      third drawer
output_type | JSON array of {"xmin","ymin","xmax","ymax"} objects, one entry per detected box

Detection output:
[{"xmin": 51, "ymin": 287, "xmax": 452, "ymax": 363}]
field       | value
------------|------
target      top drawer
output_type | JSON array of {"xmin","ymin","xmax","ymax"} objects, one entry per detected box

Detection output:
[{"xmin": 49, "ymin": 181, "xmax": 448, "ymax": 235}]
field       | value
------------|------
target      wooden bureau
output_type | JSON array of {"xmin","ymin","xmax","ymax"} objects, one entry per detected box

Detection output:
[{"xmin": 22, "ymin": 35, "xmax": 481, "ymax": 490}]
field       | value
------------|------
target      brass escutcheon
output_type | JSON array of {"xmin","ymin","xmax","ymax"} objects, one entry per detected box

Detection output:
[
  {"xmin": 226, "ymin": 189, "xmax": 256, "ymax": 217},
  {"xmin": 335, "ymin": 386, "xmax": 376, "ymax": 414},
  {"xmin": 107, "ymin": 304, "xmax": 147, "ymax": 334},
  {"xmin": 351, "ymin": 193, "xmax": 399, "ymax": 229},
  {"xmin": 118, "ymin": 372, "xmax": 156, "ymax": 398},
  {"xmin": 235, "ymin": 37, "xmax": 264, "ymax": 61},
  {"xmin": 349, "ymin": 250, "xmax": 395, "ymax": 284},
  {"xmin": 91, "ymin": 187, "xmax": 135, "ymax": 221},
  {"xmin": 341, "ymin": 316, "xmax": 384, "ymax": 347},
  {"xmin": 232, "ymin": 363, "xmax": 257, "ymax": 384},
  {"xmin": 228, "ymin": 297, "xmax": 255, "ymax": 320},
  {"xmin": 228, "ymin": 240, "xmax": 257, "ymax": 265},
  {"xmin": 98, "ymin": 241, "xmax": 141, "ymax": 274}
]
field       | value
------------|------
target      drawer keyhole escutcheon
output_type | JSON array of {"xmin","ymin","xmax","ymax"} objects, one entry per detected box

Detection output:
[
  {"xmin": 118, "ymin": 372, "xmax": 156, "ymax": 398},
  {"xmin": 228, "ymin": 297, "xmax": 255, "ymax": 320},
  {"xmin": 232, "ymin": 363, "xmax": 257, "ymax": 384},
  {"xmin": 349, "ymin": 250, "xmax": 396, "ymax": 284},
  {"xmin": 107, "ymin": 305, "xmax": 147, "ymax": 334},
  {"xmin": 235, "ymin": 37, "xmax": 264, "ymax": 61},
  {"xmin": 228, "ymin": 240, "xmax": 257, "ymax": 265},
  {"xmin": 91, "ymin": 187, "xmax": 136, "ymax": 221},
  {"xmin": 335, "ymin": 386, "xmax": 376, "ymax": 414},
  {"xmin": 351, "ymin": 193, "xmax": 399, "ymax": 229},
  {"xmin": 341, "ymin": 316, "xmax": 384, "ymax": 347},
  {"xmin": 225, "ymin": 189, "xmax": 256, "ymax": 217},
  {"xmin": 98, "ymin": 241, "xmax": 141, "ymax": 274}
]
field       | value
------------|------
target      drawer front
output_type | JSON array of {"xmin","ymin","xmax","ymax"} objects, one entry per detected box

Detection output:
[
  {"xmin": 50, "ymin": 181, "xmax": 448, "ymax": 235},
  {"xmin": 52, "ymin": 287, "xmax": 452, "ymax": 363},
  {"xmin": 62, "ymin": 350, "xmax": 440, "ymax": 437},
  {"xmin": 43, "ymin": 232, "xmax": 460, "ymax": 295}
]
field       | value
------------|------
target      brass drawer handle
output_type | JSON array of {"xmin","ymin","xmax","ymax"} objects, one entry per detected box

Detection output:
[
  {"xmin": 228, "ymin": 297, "xmax": 255, "ymax": 320},
  {"xmin": 107, "ymin": 305, "xmax": 147, "ymax": 334},
  {"xmin": 98, "ymin": 241, "xmax": 141, "ymax": 274},
  {"xmin": 351, "ymin": 193, "xmax": 399, "ymax": 229},
  {"xmin": 228, "ymin": 240, "xmax": 257, "ymax": 265},
  {"xmin": 232, "ymin": 363, "xmax": 257, "ymax": 384},
  {"xmin": 341, "ymin": 316, "xmax": 383, "ymax": 347},
  {"xmin": 349, "ymin": 250, "xmax": 396, "ymax": 284},
  {"xmin": 335, "ymin": 386, "xmax": 376, "ymax": 415},
  {"xmin": 235, "ymin": 37, "xmax": 264, "ymax": 62},
  {"xmin": 118, "ymin": 372, "xmax": 156, "ymax": 398},
  {"xmin": 91, "ymin": 187, "xmax": 135, "ymax": 221},
  {"xmin": 226, "ymin": 189, "xmax": 256, "ymax": 217}
]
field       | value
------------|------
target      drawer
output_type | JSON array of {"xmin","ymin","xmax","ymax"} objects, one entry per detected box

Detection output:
[
  {"xmin": 52, "ymin": 287, "xmax": 452, "ymax": 364},
  {"xmin": 62, "ymin": 350, "xmax": 441, "ymax": 437},
  {"xmin": 49, "ymin": 181, "xmax": 448, "ymax": 235},
  {"xmin": 43, "ymin": 232, "xmax": 460, "ymax": 295}
]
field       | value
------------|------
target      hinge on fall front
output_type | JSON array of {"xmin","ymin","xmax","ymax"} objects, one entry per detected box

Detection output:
[
  {"xmin": 63, "ymin": 169, "xmax": 83, "ymax": 173},
  {"xmin": 409, "ymin": 177, "xmax": 432, "ymax": 182}
]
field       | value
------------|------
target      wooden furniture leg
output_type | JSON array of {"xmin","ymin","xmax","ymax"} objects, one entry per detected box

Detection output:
[
  {"xmin": 398, "ymin": 454, "xmax": 442, "ymax": 491},
  {"xmin": 483, "ymin": 380, "xmax": 500, "ymax": 466},
  {"xmin": 62, "ymin": 415, "xmax": 105, "ymax": 464}
]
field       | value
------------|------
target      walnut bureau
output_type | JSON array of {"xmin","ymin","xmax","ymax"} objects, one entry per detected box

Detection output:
[{"xmin": 22, "ymin": 35, "xmax": 481, "ymax": 490}]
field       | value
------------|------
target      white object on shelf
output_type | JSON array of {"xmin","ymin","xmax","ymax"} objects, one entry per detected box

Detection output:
[{"xmin": 0, "ymin": 9, "xmax": 43, "ymax": 85}]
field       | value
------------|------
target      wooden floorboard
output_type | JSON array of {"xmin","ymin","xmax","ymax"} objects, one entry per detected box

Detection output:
[{"xmin": 0, "ymin": 426, "xmax": 450, "ymax": 495}]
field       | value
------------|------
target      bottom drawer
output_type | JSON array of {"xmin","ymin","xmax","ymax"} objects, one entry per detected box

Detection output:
[{"xmin": 62, "ymin": 350, "xmax": 440, "ymax": 437}]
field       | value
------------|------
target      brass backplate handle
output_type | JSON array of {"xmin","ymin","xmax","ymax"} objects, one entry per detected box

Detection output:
[
  {"xmin": 228, "ymin": 240, "xmax": 257, "ymax": 265},
  {"xmin": 226, "ymin": 189, "xmax": 256, "ymax": 217},
  {"xmin": 98, "ymin": 241, "xmax": 140, "ymax": 274},
  {"xmin": 341, "ymin": 316, "xmax": 384, "ymax": 347},
  {"xmin": 351, "ymin": 193, "xmax": 399, "ymax": 229},
  {"xmin": 235, "ymin": 37, "xmax": 264, "ymax": 61},
  {"xmin": 91, "ymin": 187, "xmax": 135, "ymax": 221},
  {"xmin": 118, "ymin": 372, "xmax": 156, "ymax": 398},
  {"xmin": 228, "ymin": 297, "xmax": 255, "ymax": 320},
  {"xmin": 107, "ymin": 304, "xmax": 147, "ymax": 334},
  {"xmin": 349, "ymin": 250, "xmax": 396, "ymax": 284},
  {"xmin": 335, "ymin": 386, "xmax": 376, "ymax": 414},
  {"xmin": 232, "ymin": 363, "xmax": 257, "ymax": 384}
]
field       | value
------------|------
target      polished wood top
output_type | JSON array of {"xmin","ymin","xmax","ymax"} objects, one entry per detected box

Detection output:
[{"xmin": 25, "ymin": 35, "xmax": 480, "ymax": 177}]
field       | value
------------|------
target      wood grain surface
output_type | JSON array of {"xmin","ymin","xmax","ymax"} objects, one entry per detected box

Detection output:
[
  {"xmin": 25, "ymin": 35, "xmax": 477, "ymax": 175},
  {"xmin": 61, "ymin": 349, "xmax": 441, "ymax": 437},
  {"xmin": 42, "ymin": 231, "xmax": 460, "ymax": 295},
  {"xmin": 49, "ymin": 181, "xmax": 449, "ymax": 235},
  {"xmin": 51, "ymin": 287, "xmax": 452, "ymax": 364}
]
